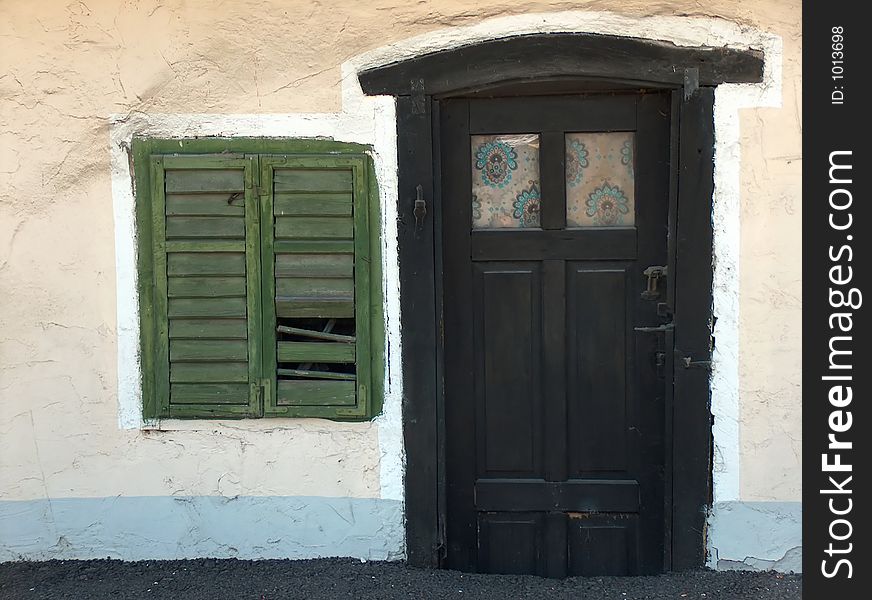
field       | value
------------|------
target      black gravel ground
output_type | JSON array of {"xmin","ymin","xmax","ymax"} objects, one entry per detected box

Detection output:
[{"xmin": 0, "ymin": 558, "xmax": 801, "ymax": 600}]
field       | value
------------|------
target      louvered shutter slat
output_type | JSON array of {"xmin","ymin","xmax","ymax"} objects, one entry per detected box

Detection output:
[{"xmin": 150, "ymin": 155, "xmax": 261, "ymax": 418}]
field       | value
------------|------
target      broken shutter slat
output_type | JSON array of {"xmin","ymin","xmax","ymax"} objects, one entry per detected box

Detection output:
[{"xmin": 261, "ymin": 155, "xmax": 374, "ymax": 419}]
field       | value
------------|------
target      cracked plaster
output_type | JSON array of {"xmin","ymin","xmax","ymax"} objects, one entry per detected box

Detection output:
[
  {"xmin": 707, "ymin": 501, "xmax": 802, "ymax": 573},
  {"xmin": 0, "ymin": 496, "xmax": 404, "ymax": 562}
]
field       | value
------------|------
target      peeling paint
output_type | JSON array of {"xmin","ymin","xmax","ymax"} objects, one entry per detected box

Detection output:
[
  {"xmin": 716, "ymin": 546, "xmax": 802, "ymax": 572},
  {"xmin": 707, "ymin": 501, "xmax": 802, "ymax": 573}
]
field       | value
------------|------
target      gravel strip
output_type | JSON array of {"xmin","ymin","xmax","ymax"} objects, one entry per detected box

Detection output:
[{"xmin": 0, "ymin": 558, "xmax": 801, "ymax": 600}]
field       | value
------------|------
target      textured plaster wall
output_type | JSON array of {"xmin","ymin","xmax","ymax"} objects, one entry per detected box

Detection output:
[
  {"xmin": 736, "ymin": 29, "xmax": 803, "ymax": 501},
  {"xmin": 1, "ymin": 0, "xmax": 801, "ymax": 566}
]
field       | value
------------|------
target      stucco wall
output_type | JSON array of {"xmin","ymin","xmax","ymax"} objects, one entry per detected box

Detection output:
[{"xmin": 1, "ymin": 0, "xmax": 801, "ymax": 569}]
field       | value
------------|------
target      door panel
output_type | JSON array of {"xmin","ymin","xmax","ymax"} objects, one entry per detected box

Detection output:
[
  {"xmin": 478, "ymin": 512, "xmax": 544, "ymax": 575},
  {"xmin": 474, "ymin": 263, "xmax": 543, "ymax": 476},
  {"xmin": 443, "ymin": 92, "xmax": 672, "ymax": 576},
  {"xmin": 566, "ymin": 265, "xmax": 629, "ymax": 475},
  {"xmin": 567, "ymin": 514, "xmax": 638, "ymax": 576}
]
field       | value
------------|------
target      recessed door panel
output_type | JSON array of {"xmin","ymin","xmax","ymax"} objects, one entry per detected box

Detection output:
[
  {"xmin": 474, "ymin": 263, "xmax": 543, "ymax": 476},
  {"xmin": 567, "ymin": 265, "xmax": 629, "ymax": 475},
  {"xmin": 478, "ymin": 513, "xmax": 543, "ymax": 575},
  {"xmin": 567, "ymin": 514, "xmax": 639, "ymax": 576}
]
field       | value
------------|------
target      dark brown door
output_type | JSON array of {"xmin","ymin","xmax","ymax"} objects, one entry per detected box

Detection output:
[{"xmin": 442, "ymin": 92, "xmax": 672, "ymax": 577}]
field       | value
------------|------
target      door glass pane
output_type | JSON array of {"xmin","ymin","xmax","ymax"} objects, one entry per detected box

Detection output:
[
  {"xmin": 471, "ymin": 134, "xmax": 540, "ymax": 229},
  {"xmin": 565, "ymin": 132, "xmax": 635, "ymax": 227}
]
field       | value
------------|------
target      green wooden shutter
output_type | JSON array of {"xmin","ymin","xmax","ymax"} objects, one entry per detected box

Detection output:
[
  {"xmin": 260, "ymin": 155, "xmax": 374, "ymax": 419},
  {"xmin": 147, "ymin": 155, "xmax": 262, "ymax": 418}
]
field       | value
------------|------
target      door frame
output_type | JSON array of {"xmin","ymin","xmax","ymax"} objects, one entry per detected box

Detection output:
[{"xmin": 357, "ymin": 32, "xmax": 765, "ymax": 571}]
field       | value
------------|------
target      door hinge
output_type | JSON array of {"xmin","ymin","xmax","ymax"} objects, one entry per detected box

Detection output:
[
  {"xmin": 261, "ymin": 379, "xmax": 271, "ymax": 408},
  {"xmin": 251, "ymin": 381, "xmax": 262, "ymax": 407},
  {"xmin": 247, "ymin": 155, "xmax": 263, "ymax": 196},
  {"xmin": 683, "ymin": 67, "xmax": 700, "ymax": 100},
  {"xmin": 411, "ymin": 78, "xmax": 426, "ymax": 115}
]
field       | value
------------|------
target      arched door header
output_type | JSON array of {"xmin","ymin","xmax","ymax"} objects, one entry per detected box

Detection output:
[{"xmin": 358, "ymin": 33, "xmax": 763, "ymax": 97}]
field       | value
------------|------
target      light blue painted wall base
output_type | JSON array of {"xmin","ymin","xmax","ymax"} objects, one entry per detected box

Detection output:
[
  {"xmin": 2, "ymin": 496, "xmax": 801, "ymax": 571},
  {"xmin": 0, "ymin": 496, "xmax": 404, "ymax": 562},
  {"xmin": 707, "ymin": 501, "xmax": 802, "ymax": 573}
]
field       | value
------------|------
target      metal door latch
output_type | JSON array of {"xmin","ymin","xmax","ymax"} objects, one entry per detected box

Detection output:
[
  {"xmin": 413, "ymin": 184, "xmax": 427, "ymax": 229},
  {"xmin": 675, "ymin": 350, "xmax": 712, "ymax": 370},
  {"xmin": 642, "ymin": 266, "xmax": 667, "ymax": 300},
  {"xmin": 411, "ymin": 78, "xmax": 426, "ymax": 115},
  {"xmin": 634, "ymin": 322, "xmax": 674, "ymax": 333}
]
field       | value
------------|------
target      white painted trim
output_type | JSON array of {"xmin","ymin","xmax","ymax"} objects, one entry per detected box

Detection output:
[
  {"xmin": 709, "ymin": 37, "xmax": 782, "ymax": 502},
  {"xmin": 110, "ymin": 10, "xmax": 782, "ymax": 507},
  {"xmin": 108, "ymin": 74, "xmax": 404, "ymax": 502}
]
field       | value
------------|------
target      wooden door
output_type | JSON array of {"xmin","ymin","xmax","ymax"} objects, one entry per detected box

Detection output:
[{"xmin": 442, "ymin": 92, "xmax": 672, "ymax": 577}]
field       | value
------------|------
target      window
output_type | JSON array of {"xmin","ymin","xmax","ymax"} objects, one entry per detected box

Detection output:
[{"xmin": 133, "ymin": 139, "xmax": 383, "ymax": 420}]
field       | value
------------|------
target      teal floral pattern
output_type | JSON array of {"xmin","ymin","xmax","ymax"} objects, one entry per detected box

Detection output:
[
  {"xmin": 474, "ymin": 140, "xmax": 518, "ymax": 188},
  {"xmin": 565, "ymin": 132, "xmax": 635, "ymax": 227},
  {"xmin": 586, "ymin": 183, "xmax": 631, "ymax": 226},
  {"xmin": 566, "ymin": 139, "xmax": 589, "ymax": 186},
  {"xmin": 471, "ymin": 134, "xmax": 540, "ymax": 228},
  {"xmin": 620, "ymin": 139, "xmax": 633, "ymax": 166},
  {"xmin": 512, "ymin": 183, "xmax": 541, "ymax": 227}
]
